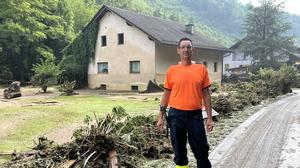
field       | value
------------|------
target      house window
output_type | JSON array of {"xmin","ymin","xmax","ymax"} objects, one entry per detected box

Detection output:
[
  {"xmin": 203, "ymin": 61, "xmax": 207, "ymax": 67},
  {"xmin": 214, "ymin": 62, "xmax": 218, "ymax": 72},
  {"xmin": 101, "ymin": 36, "xmax": 106, "ymax": 46},
  {"xmin": 118, "ymin": 33, "xmax": 124, "ymax": 45},
  {"xmin": 131, "ymin": 85, "xmax": 139, "ymax": 91},
  {"xmin": 130, "ymin": 61, "xmax": 140, "ymax": 73},
  {"xmin": 99, "ymin": 84, "xmax": 106, "ymax": 90},
  {"xmin": 98, "ymin": 62, "xmax": 108, "ymax": 73}
]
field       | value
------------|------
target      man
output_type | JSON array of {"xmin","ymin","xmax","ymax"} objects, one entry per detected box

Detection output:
[{"xmin": 157, "ymin": 37, "xmax": 213, "ymax": 168}]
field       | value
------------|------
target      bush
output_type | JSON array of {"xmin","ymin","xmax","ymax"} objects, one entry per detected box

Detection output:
[
  {"xmin": 254, "ymin": 68, "xmax": 281, "ymax": 97},
  {"xmin": 57, "ymin": 80, "xmax": 76, "ymax": 95},
  {"xmin": 293, "ymin": 73, "xmax": 300, "ymax": 88},
  {"xmin": 277, "ymin": 64, "xmax": 299, "ymax": 93},
  {"xmin": 59, "ymin": 55, "xmax": 86, "ymax": 88},
  {"xmin": 253, "ymin": 64, "xmax": 298, "ymax": 94},
  {"xmin": 31, "ymin": 59, "xmax": 62, "ymax": 92}
]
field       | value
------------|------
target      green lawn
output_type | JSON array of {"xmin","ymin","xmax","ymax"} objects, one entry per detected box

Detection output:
[{"xmin": 0, "ymin": 94, "xmax": 160, "ymax": 153}]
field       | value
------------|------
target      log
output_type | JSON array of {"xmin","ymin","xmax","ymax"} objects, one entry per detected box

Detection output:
[
  {"xmin": 0, "ymin": 152, "xmax": 12, "ymax": 156},
  {"xmin": 109, "ymin": 150, "xmax": 118, "ymax": 168},
  {"xmin": 0, "ymin": 150, "xmax": 37, "ymax": 156},
  {"xmin": 58, "ymin": 160, "xmax": 77, "ymax": 168}
]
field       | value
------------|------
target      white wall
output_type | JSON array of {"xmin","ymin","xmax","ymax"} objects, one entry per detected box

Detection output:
[
  {"xmin": 154, "ymin": 45, "xmax": 223, "ymax": 83},
  {"xmin": 223, "ymin": 52, "xmax": 251, "ymax": 76},
  {"xmin": 88, "ymin": 12, "xmax": 156, "ymax": 90}
]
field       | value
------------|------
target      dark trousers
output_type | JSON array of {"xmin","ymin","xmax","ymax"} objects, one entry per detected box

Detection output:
[{"xmin": 168, "ymin": 107, "xmax": 211, "ymax": 168}]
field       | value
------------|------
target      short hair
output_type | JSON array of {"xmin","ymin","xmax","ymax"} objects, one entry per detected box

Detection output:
[{"xmin": 177, "ymin": 37, "xmax": 193, "ymax": 48}]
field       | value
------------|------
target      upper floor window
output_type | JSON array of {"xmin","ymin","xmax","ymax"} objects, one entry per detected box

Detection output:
[
  {"xmin": 214, "ymin": 62, "xmax": 218, "ymax": 72},
  {"xmin": 118, "ymin": 33, "xmax": 124, "ymax": 45},
  {"xmin": 130, "ymin": 61, "xmax": 140, "ymax": 73},
  {"xmin": 98, "ymin": 62, "xmax": 108, "ymax": 73},
  {"xmin": 101, "ymin": 36, "xmax": 106, "ymax": 46}
]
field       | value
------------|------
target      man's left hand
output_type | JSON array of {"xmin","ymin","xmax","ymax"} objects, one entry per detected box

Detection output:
[{"xmin": 206, "ymin": 118, "xmax": 214, "ymax": 133}]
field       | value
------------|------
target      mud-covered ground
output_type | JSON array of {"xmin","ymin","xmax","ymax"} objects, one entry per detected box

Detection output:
[{"xmin": 211, "ymin": 90, "xmax": 300, "ymax": 168}]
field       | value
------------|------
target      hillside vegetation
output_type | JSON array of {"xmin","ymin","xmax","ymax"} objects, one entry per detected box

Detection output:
[
  {"xmin": 1, "ymin": 0, "xmax": 300, "ymax": 82},
  {"xmin": 80, "ymin": 0, "xmax": 300, "ymax": 46}
]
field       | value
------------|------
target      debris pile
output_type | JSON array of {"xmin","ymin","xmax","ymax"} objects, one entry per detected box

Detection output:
[
  {"xmin": 3, "ymin": 81, "xmax": 22, "ymax": 99},
  {"xmin": 2, "ymin": 106, "xmax": 172, "ymax": 168},
  {"xmin": 57, "ymin": 80, "xmax": 77, "ymax": 96}
]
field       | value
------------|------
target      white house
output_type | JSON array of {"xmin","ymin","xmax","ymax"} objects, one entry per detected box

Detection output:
[
  {"xmin": 223, "ymin": 41, "xmax": 300, "ymax": 76},
  {"xmin": 85, "ymin": 5, "xmax": 229, "ymax": 91}
]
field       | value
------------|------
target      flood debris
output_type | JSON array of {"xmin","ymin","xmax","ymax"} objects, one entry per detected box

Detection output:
[
  {"xmin": 1, "ymin": 106, "xmax": 172, "ymax": 168},
  {"xmin": 3, "ymin": 81, "xmax": 21, "ymax": 99},
  {"xmin": 140, "ymin": 80, "xmax": 164, "ymax": 93}
]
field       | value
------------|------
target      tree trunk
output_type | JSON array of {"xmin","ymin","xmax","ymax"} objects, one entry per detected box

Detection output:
[{"xmin": 42, "ymin": 86, "xmax": 47, "ymax": 93}]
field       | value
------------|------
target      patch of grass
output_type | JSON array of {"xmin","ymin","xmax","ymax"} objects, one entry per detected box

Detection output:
[
  {"xmin": 0, "ymin": 95, "xmax": 159, "ymax": 153},
  {"xmin": 0, "ymin": 156, "xmax": 11, "ymax": 165}
]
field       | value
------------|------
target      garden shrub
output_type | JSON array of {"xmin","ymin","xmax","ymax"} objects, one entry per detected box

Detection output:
[
  {"xmin": 31, "ymin": 59, "xmax": 62, "ymax": 92},
  {"xmin": 57, "ymin": 80, "xmax": 76, "ymax": 95},
  {"xmin": 277, "ymin": 64, "xmax": 299, "ymax": 93}
]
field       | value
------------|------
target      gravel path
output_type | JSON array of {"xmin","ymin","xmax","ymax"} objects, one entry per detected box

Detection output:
[{"xmin": 210, "ymin": 90, "xmax": 300, "ymax": 168}]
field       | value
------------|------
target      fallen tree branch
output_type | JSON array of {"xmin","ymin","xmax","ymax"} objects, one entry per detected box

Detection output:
[{"xmin": 0, "ymin": 150, "xmax": 38, "ymax": 156}]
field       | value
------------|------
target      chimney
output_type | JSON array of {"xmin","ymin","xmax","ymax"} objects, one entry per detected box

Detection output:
[{"xmin": 185, "ymin": 23, "xmax": 194, "ymax": 34}]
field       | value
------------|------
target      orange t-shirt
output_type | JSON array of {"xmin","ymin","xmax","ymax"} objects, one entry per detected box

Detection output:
[{"xmin": 164, "ymin": 64, "xmax": 211, "ymax": 110}]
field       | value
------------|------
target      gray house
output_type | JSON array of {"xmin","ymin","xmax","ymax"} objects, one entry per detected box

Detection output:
[
  {"xmin": 87, "ymin": 5, "xmax": 229, "ymax": 91},
  {"xmin": 223, "ymin": 41, "xmax": 300, "ymax": 76}
]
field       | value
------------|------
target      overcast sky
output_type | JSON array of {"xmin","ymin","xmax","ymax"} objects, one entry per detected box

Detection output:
[{"xmin": 238, "ymin": 0, "xmax": 300, "ymax": 16}]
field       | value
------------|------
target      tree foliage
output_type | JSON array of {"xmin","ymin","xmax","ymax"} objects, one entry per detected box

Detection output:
[
  {"xmin": 0, "ymin": 0, "xmax": 74, "ymax": 81},
  {"xmin": 241, "ymin": 0, "xmax": 296, "ymax": 68},
  {"xmin": 1, "ymin": 0, "xmax": 300, "ymax": 86},
  {"xmin": 65, "ymin": 0, "xmax": 99, "ymax": 33},
  {"xmin": 61, "ymin": 21, "xmax": 99, "ymax": 87},
  {"xmin": 254, "ymin": 64, "xmax": 298, "ymax": 94},
  {"xmin": 31, "ymin": 58, "xmax": 62, "ymax": 93}
]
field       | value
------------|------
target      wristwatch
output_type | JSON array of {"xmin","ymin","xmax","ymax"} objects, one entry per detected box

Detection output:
[{"xmin": 160, "ymin": 105, "xmax": 167, "ymax": 112}]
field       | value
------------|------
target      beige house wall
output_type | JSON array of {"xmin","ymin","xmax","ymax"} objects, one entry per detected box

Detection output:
[
  {"xmin": 88, "ymin": 12, "xmax": 156, "ymax": 91},
  {"xmin": 154, "ymin": 44, "xmax": 179, "ymax": 83},
  {"xmin": 195, "ymin": 49, "xmax": 223, "ymax": 83},
  {"xmin": 154, "ymin": 44, "xmax": 223, "ymax": 85}
]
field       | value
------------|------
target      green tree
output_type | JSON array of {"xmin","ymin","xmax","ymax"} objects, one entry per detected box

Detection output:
[
  {"xmin": 241, "ymin": 0, "xmax": 295, "ymax": 68},
  {"xmin": 31, "ymin": 58, "xmax": 62, "ymax": 93},
  {"xmin": 65, "ymin": 0, "xmax": 99, "ymax": 33},
  {"xmin": 0, "ymin": 0, "xmax": 73, "ymax": 81}
]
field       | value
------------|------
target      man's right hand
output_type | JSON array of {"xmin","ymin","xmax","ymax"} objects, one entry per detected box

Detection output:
[{"xmin": 156, "ymin": 117, "xmax": 164, "ymax": 131}]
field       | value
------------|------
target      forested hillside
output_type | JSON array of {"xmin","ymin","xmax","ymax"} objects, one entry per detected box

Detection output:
[
  {"xmin": 67, "ymin": 0, "xmax": 300, "ymax": 46},
  {"xmin": 1, "ymin": 0, "xmax": 299, "ymax": 82}
]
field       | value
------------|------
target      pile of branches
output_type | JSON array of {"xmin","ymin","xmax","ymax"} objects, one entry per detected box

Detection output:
[
  {"xmin": 212, "ymin": 64, "xmax": 300, "ymax": 115},
  {"xmin": 212, "ymin": 78, "xmax": 286, "ymax": 116},
  {"xmin": 2, "ymin": 106, "xmax": 172, "ymax": 168}
]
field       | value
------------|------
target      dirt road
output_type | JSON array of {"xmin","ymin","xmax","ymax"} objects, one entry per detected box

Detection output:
[{"xmin": 210, "ymin": 90, "xmax": 300, "ymax": 168}]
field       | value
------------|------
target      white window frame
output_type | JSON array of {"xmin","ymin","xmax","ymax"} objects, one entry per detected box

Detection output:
[
  {"xmin": 130, "ymin": 61, "xmax": 140, "ymax": 73},
  {"xmin": 98, "ymin": 62, "xmax": 108, "ymax": 74}
]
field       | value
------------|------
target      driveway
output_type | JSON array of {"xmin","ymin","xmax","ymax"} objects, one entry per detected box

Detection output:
[{"xmin": 209, "ymin": 90, "xmax": 300, "ymax": 168}]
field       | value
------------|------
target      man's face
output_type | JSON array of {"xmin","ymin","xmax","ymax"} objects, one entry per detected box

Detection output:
[{"xmin": 177, "ymin": 40, "xmax": 193, "ymax": 60}]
